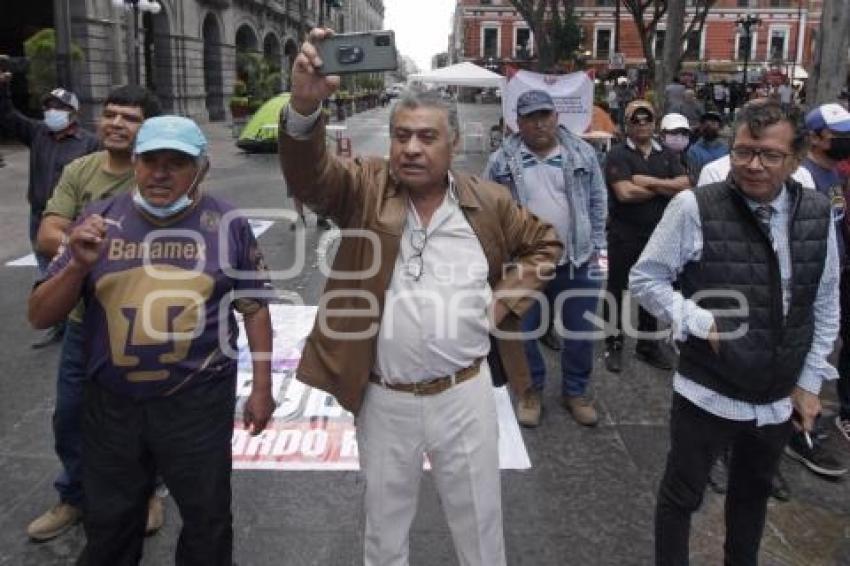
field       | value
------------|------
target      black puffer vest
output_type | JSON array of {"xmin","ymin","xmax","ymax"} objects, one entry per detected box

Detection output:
[{"xmin": 678, "ymin": 179, "xmax": 831, "ymax": 403}]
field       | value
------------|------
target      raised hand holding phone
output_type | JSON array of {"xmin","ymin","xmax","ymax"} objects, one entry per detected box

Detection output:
[{"xmin": 290, "ymin": 28, "xmax": 341, "ymax": 116}]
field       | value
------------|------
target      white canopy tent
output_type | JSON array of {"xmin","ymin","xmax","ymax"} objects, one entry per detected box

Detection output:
[
  {"xmin": 407, "ymin": 62, "xmax": 505, "ymax": 88},
  {"xmin": 790, "ymin": 64, "xmax": 808, "ymax": 80}
]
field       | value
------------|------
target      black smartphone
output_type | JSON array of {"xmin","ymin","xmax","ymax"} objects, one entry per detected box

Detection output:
[{"xmin": 316, "ymin": 31, "xmax": 398, "ymax": 76}]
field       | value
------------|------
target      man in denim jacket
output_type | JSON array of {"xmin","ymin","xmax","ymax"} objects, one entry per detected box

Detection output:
[{"xmin": 484, "ymin": 90, "xmax": 608, "ymax": 427}]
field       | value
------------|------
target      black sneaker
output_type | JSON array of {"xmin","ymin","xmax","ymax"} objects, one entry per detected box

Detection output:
[
  {"xmin": 604, "ymin": 341, "xmax": 623, "ymax": 373},
  {"xmin": 785, "ymin": 432, "xmax": 848, "ymax": 478},
  {"xmin": 770, "ymin": 469, "xmax": 791, "ymax": 502},
  {"xmin": 635, "ymin": 343, "xmax": 673, "ymax": 371},
  {"xmin": 813, "ymin": 415, "xmax": 831, "ymax": 442}
]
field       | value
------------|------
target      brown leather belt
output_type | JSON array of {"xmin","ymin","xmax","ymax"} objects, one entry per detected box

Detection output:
[{"xmin": 369, "ymin": 358, "xmax": 483, "ymax": 396}]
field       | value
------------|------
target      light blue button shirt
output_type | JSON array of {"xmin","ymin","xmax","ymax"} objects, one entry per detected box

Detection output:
[{"xmin": 629, "ymin": 186, "xmax": 840, "ymax": 426}]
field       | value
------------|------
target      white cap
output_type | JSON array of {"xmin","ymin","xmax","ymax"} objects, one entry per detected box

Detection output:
[
  {"xmin": 660, "ymin": 113, "xmax": 690, "ymax": 132},
  {"xmin": 805, "ymin": 103, "xmax": 850, "ymax": 133}
]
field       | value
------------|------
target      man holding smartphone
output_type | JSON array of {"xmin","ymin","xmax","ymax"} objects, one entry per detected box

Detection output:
[{"xmin": 278, "ymin": 28, "xmax": 561, "ymax": 566}]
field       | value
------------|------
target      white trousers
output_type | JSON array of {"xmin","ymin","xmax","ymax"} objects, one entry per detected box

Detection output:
[{"xmin": 356, "ymin": 363, "xmax": 506, "ymax": 566}]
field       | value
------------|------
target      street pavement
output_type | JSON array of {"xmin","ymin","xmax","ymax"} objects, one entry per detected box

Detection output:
[{"xmin": 0, "ymin": 103, "xmax": 848, "ymax": 565}]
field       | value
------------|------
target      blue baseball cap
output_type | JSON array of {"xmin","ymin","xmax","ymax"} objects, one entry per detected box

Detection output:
[
  {"xmin": 134, "ymin": 115, "xmax": 208, "ymax": 157},
  {"xmin": 517, "ymin": 90, "xmax": 556, "ymax": 117},
  {"xmin": 804, "ymin": 103, "xmax": 850, "ymax": 134}
]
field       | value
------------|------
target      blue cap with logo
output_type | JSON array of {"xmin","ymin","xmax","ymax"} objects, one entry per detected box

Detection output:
[
  {"xmin": 517, "ymin": 90, "xmax": 556, "ymax": 117},
  {"xmin": 804, "ymin": 103, "xmax": 850, "ymax": 134},
  {"xmin": 134, "ymin": 115, "xmax": 208, "ymax": 157}
]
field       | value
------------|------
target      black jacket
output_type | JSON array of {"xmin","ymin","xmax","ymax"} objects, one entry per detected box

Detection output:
[{"xmin": 0, "ymin": 87, "xmax": 99, "ymax": 212}]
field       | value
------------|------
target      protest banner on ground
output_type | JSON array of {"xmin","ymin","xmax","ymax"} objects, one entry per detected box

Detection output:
[{"xmin": 232, "ymin": 304, "xmax": 531, "ymax": 471}]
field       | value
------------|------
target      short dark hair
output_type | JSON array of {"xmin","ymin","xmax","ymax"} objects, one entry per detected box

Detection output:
[
  {"xmin": 104, "ymin": 85, "xmax": 162, "ymax": 119},
  {"xmin": 731, "ymin": 100, "xmax": 807, "ymax": 156}
]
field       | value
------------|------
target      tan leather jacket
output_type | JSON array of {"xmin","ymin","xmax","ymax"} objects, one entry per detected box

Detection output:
[{"xmin": 278, "ymin": 112, "xmax": 563, "ymax": 413}]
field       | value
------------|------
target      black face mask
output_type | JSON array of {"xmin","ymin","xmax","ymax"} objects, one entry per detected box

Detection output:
[{"xmin": 826, "ymin": 136, "xmax": 850, "ymax": 161}]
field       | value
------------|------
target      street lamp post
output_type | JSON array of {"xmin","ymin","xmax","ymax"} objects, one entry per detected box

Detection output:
[
  {"xmin": 736, "ymin": 14, "xmax": 761, "ymax": 99},
  {"xmin": 54, "ymin": 0, "xmax": 73, "ymax": 91},
  {"xmin": 792, "ymin": 0, "xmax": 805, "ymax": 84},
  {"xmin": 111, "ymin": 0, "xmax": 161, "ymax": 86}
]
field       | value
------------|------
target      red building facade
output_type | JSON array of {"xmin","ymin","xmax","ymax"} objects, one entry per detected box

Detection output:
[{"xmin": 450, "ymin": 0, "xmax": 825, "ymax": 82}]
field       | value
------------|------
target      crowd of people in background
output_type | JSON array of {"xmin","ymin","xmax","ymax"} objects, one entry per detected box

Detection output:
[
  {"xmin": 580, "ymin": 73, "xmax": 850, "ymax": 563},
  {"xmin": 601, "ymin": 74, "xmax": 811, "ymax": 133},
  {"xmin": 3, "ymin": 25, "xmax": 850, "ymax": 565}
]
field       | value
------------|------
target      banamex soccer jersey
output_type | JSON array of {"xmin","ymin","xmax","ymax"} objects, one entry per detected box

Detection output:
[{"xmin": 45, "ymin": 192, "xmax": 270, "ymax": 399}]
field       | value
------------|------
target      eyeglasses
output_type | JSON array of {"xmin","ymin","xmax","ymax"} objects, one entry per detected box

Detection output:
[
  {"xmin": 405, "ymin": 229, "xmax": 427, "ymax": 281},
  {"xmin": 730, "ymin": 147, "xmax": 791, "ymax": 167},
  {"xmin": 630, "ymin": 117, "xmax": 653, "ymax": 126}
]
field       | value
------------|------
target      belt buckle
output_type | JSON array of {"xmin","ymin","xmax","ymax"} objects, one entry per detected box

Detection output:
[{"xmin": 413, "ymin": 376, "xmax": 446, "ymax": 395}]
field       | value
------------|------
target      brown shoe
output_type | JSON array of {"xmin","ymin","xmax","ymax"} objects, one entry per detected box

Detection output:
[
  {"xmin": 517, "ymin": 389, "xmax": 542, "ymax": 428},
  {"xmin": 145, "ymin": 494, "xmax": 165, "ymax": 536},
  {"xmin": 26, "ymin": 502, "xmax": 81, "ymax": 541},
  {"xmin": 563, "ymin": 395, "xmax": 598, "ymax": 427}
]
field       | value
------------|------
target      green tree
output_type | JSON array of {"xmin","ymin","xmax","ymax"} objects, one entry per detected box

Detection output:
[
  {"xmin": 236, "ymin": 52, "xmax": 281, "ymax": 108},
  {"xmin": 507, "ymin": 0, "xmax": 581, "ymax": 72},
  {"xmin": 621, "ymin": 0, "xmax": 717, "ymax": 88},
  {"xmin": 809, "ymin": 0, "xmax": 850, "ymax": 106},
  {"xmin": 23, "ymin": 28, "xmax": 83, "ymax": 109}
]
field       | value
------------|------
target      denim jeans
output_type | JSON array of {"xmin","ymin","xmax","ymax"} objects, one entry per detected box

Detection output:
[
  {"xmin": 53, "ymin": 319, "xmax": 86, "ymax": 506},
  {"xmin": 521, "ymin": 261, "xmax": 603, "ymax": 397},
  {"xmin": 29, "ymin": 208, "xmax": 50, "ymax": 277}
]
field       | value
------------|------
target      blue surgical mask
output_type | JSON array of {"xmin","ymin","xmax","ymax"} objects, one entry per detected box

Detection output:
[
  {"xmin": 131, "ymin": 157, "xmax": 206, "ymax": 219},
  {"xmin": 44, "ymin": 109, "xmax": 71, "ymax": 132},
  {"xmin": 133, "ymin": 189, "xmax": 194, "ymax": 219}
]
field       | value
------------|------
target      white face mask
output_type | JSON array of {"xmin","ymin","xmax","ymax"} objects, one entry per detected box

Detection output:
[
  {"xmin": 44, "ymin": 109, "xmax": 71, "ymax": 132},
  {"xmin": 663, "ymin": 133, "xmax": 690, "ymax": 153}
]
